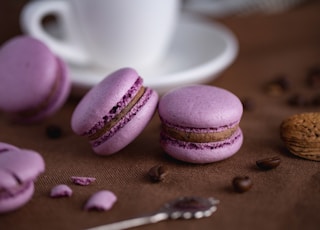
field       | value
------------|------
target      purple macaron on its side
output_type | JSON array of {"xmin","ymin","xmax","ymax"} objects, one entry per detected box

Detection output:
[
  {"xmin": 71, "ymin": 67, "xmax": 159, "ymax": 155},
  {"xmin": 0, "ymin": 36, "xmax": 71, "ymax": 122},
  {"xmin": 0, "ymin": 143, "xmax": 45, "ymax": 213},
  {"xmin": 158, "ymin": 85, "xmax": 243, "ymax": 164}
]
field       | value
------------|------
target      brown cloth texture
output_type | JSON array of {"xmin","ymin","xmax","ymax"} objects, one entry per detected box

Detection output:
[{"xmin": 1, "ymin": 1, "xmax": 320, "ymax": 229}]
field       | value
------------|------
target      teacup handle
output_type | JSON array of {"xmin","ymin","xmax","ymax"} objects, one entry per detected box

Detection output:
[{"xmin": 20, "ymin": 1, "xmax": 90, "ymax": 66}]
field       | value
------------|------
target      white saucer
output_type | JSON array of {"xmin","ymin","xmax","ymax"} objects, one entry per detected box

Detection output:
[{"xmin": 70, "ymin": 14, "xmax": 238, "ymax": 95}]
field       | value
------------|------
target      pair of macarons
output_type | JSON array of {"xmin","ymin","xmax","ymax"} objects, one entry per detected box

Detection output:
[
  {"xmin": 0, "ymin": 36, "xmax": 71, "ymax": 122},
  {"xmin": 0, "ymin": 142, "xmax": 45, "ymax": 213},
  {"xmin": 71, "ymin": 68, "xmax": 243, "ymax": 164}
]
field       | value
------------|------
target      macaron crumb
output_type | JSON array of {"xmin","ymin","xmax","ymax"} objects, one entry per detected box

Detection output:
[
  {"xmin": 50, "ymin": 184, "xmax": 72, "ymax": 198},
  {"xmin": 84, "ymin": 190, "xmax": 117, "ymax": 211},
  {"xmin": 71, "ymin": 176, "xmax": 96, "ymax": 186}
]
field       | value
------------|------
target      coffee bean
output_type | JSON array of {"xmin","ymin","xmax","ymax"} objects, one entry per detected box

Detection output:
[
  {"xmin": 264, "ymin": 75, "xmax": 290, "ymax": 96},
  {"xmin": 46, "ymin": 125, "xmax": 63, "ymax": 139},
  {"xmin": 306, "ymin": 66, "xmax": 320, "ymax": 89},
  {"xmin": 256, "ymin": 156, "xmax": 281, "ymax": 170},
  {"xmin": 232, "ymin": 176, "xmax": 253, "ymax": 193},
  {"xmin": 275, "ymin": 75, "xmax": 290, "ymax": 91},
  {"xmin": 148, "ymin": 165, "xmax": 167, "ymax": 182},
  {"xmin": 241, "ymin": 98, "xmax": 255, "ymax": 111},
  {"xmin": 287, "ymin": 93, "xmax": 309, "ymax": 107}
]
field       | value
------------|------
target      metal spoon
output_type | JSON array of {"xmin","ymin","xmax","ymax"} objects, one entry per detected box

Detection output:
[{"xmin": 86, "ymin": 196, "xmax": 219, "ymax": 230}]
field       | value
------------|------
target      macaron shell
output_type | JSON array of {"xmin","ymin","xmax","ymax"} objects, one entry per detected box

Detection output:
[
  {"xmin": 0, "ymin": 142, "xmax": 19, "ymax": 153},
  {"xmin": 161, "ymin": 128, "xmax": 243, "ymax": 164},
  {"xmin": 0, "ymin": 36, "xmax": 58, "ymax": 112},
  {"xmin": 50, "ymin": 184, "xmax": 73, "ymax": 198},
  {"xmin": 0, "ymin": 182, "xmax": 34, "ymax": 214},
  {"xmin": 0, "ymin": 169, "xmax": 18, "ymax": 188},
  {"xmin": 26, "ymin": 56, "xmax": 71, "ymax": 122},
  {"xmin": 0, "ymin": 143, "xmax": 20, "ymax": 188},
  {"xmin": 0, "ymin": 148, "xmax": 45, "ymax": 213},
  {"xmin": 159, "ymin": 85, "xmax": 243, "ymax": 129},
  {"xmin": 84, "ymin": 190, "xmax": 117, "ymax": 211},
  {"xmin": 93, "ymin": 88, "xmax": 158, "ymax": 155},
  {"xmin": 0, "ymin": 149, "xmax": 45, "ymax": 185},
  {"xmin": 71, "ymin": 68, "xmax": 141, "ymax": 135}
]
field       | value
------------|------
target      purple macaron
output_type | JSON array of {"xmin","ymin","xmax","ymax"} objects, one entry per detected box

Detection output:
[
  {"xmin": 71, "ymin": 67, "xmax": 159, "ymax": 155},
  {"xmin": 158, "ymin": 85, "xmax": 243, "ymax": 164},
  {"xmin": 0, "ymin": 36, "xmax": 71, "ymax": 122},
  {"xmin": 0, "ymin": 143, "xmax": 45, "ymax": 213}
]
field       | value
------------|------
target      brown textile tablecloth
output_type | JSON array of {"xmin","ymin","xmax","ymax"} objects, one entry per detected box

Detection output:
[{"xmin": 1, "ymin": 1, "xmax": 320, "ymax": 230}]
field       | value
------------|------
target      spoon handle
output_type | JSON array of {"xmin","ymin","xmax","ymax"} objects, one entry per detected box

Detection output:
[{"xmin": 86, "ymin": 212, "xmax": 169, "ymax": 230}]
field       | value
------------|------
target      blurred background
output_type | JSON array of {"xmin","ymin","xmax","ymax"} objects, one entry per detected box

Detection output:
[{"xmin": 0, "ymin": 0, "xmax": 313, "ymax": 45}]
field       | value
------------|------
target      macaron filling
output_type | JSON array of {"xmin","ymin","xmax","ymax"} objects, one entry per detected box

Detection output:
[
  {"xmin": 161, "ymin": 127, "xmax": 242, "ymax": 150},
  {"xmin": 161, "ymin": 122, "xmax": 240, "ymax": 143},
  {"xmin": 83, "ymin": 77, "xmax": 153, "ymax": 147}
]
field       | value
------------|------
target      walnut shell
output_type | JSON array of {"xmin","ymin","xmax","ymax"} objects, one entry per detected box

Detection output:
[{"xmin": 280, "ymin": 112, "xmax": 320, "ymax": 161}]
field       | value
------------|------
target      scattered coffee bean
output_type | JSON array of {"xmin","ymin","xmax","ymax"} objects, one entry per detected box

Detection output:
[
  {"xmin": 46, "ymin": 125, "xmax": 63, "ymax": 139},
  {"xmin": 256, "ymin": 156, "xmax": 281, "ymax": 170},
  {"xmin": 232, "ymin": 176, "xmax": 253, "ymax": 193},
  {"xmin": 263, "ymin": 69, "xmax": 320, "ymax": 107},
  {"xmin": 306, "ymin": 66, "xmax": 320, "ymax": 89},
  {"xmin": 148, "ymin": 165, "xmax": 167, "ymax": 182},
  {"xmin": 241, "ymin": 98, "xmax": 255, "ymax": 111},
  {"xmin": 264, "ymin": 75, "xmax": 290, "ymax": 96}
]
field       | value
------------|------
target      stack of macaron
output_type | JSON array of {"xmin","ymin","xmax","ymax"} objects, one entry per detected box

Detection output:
[
  {"xmin": 0, "ymin": 142, "xmax": 45, "ymax": 213},
  {"xmin": 0, "ymin": 36, "xmax": 71, "ymax": 122}
]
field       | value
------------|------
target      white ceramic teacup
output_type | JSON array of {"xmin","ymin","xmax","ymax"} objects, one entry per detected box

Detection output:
[{"xmin": 20, "ymin": 0, "xmax": 181, "ymax": 69}]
